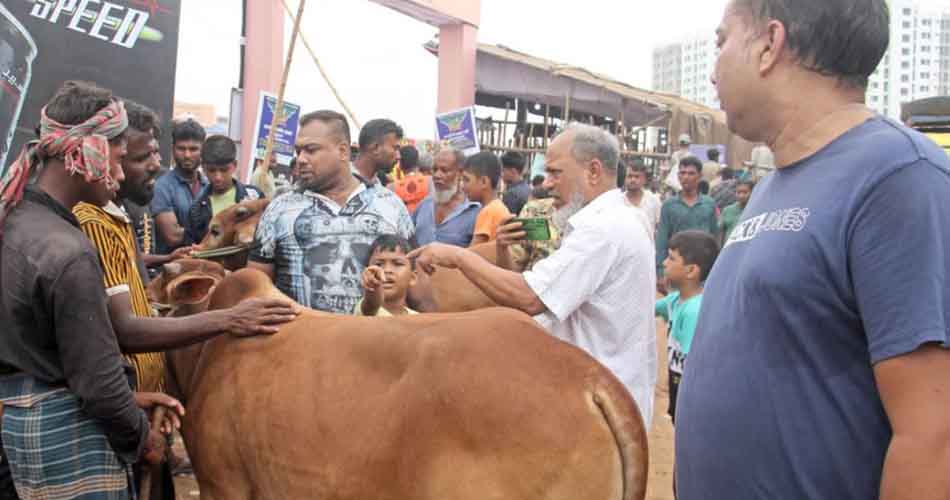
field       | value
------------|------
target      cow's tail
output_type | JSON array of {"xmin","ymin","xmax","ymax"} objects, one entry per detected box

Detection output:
[{"xmin": 592, "ymin": 381, "xmax": 649, "ymax": 500}]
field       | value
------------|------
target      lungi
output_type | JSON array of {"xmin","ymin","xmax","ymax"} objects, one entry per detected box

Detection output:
[{"xmin": 0, "ymin": 374, "xmax": 133, "ymax": 500}]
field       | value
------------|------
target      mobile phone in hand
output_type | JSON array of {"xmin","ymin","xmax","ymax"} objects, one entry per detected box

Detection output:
[{"xmin": 510, "ymin": 218, "xmax": 552, "ymax": 241}]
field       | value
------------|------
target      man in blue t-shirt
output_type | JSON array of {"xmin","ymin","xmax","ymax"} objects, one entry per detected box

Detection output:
[{"xmin": 676, "ymin": 2, "xmax": 950, "ymax": 499}]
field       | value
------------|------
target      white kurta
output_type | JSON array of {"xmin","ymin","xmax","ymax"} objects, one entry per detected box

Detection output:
[{"xmin": 524, "ymin": 189, "xmax": 658, "ymax": 428}]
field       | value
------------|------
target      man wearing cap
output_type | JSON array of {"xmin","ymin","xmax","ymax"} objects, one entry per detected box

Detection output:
[
  {"xmin": 665, "ymin": 133, "xmax": 693, "ymax": 193},
  {"xmin": 0, "ymin": 81, "xmax": 183, "ymax": 499}
]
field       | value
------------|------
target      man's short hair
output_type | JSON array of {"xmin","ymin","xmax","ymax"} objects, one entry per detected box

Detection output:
[
  {"xmin": 737, "ymin": 179, "xmax": 756, "ymax": 190},
  {"xmin": 400, "ymin": 145, "xmax": 419, "ymax": 171},
  {"xmin": 629, "ymin": 159, "xmax": 650, "ymax": 177},
  {"xmin": 463, "ymin": 151, "xmax": 503, "ymax": 189},
  {"xmin": 562, "ymin": 122, "xmax": 620, "ymax": 172},
  {"xmin": 45, "ymin": 81, "xmax": 114, "ymax": 126},
  {"xmin": 300, "ymin": 110, "xmax": 351, "ymax": 145},
  {"xmin": 735, "ymin": 0, "xmax": 889, "ymax": 89},
  {"xmin": 366, "ymin": 234, "xmax": 415, "ymax": 268},
  {"xmin": 358, "ymin": 119, "xmax": 403, "ymax": 152},
  {"xmin": 172, "ymin": 118, "xmax": 206, "ymax": 145},
  {"xmin": 720, "ymin": 167, "xmax": 736, "ymax": 180},
  {"xmin": 437, "ymin": 146, "xmax": 466, "ymax": 170},
  {"xmin": 124, "ymin": 100, "xmax": 161, "ymax": 138},
  {"xmin": 201, "ymin": 135, "xmax": 237, "ymax": 167},
  {"xmin": 679, "ymin": 156, "xmax": 703, "ymax": 173},
  {"xmin": 501, "ymin": 151, "xmax": 526, "ymax": 172},
  {"xmin": 531, "ymin": 174, "xmax": 546, "ymax": 187},
  {"xmin": 668, "ymin": 230, "xmax": 720, "ymax": 281},
  {"xmin": 707, "ymin": 148, "xmax": 720, "ymax": 162}
]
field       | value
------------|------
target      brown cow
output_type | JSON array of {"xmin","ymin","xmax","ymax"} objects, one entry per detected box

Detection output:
[
  {"xmin": 424, "ymin": 242, "xmax": 506, "ymax": 312},
  {"xmin": 191, "ymin": 195, "xmax": 506, "ymax": 312},
  {"xmin": 161, "ymin": 265, "xmax": 649, "ymax": 500},
  {"xmin": 194, "ymin": 199, "xmax": 270, "ymax": 271}
]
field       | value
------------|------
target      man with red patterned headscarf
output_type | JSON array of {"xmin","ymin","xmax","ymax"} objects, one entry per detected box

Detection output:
[{"xmin": 0, "ymin": 81, "xmax": 183, "ymax": 500}]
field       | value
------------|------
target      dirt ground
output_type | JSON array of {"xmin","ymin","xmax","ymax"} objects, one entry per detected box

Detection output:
[{"xmin": 173, "ymin": 318, "xmax": 677, "ymax": 500}]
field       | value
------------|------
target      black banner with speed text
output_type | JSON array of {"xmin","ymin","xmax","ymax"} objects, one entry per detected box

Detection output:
[{"xmin": 1, "ymin": 0, "xmax": 181, "ymax": 174}]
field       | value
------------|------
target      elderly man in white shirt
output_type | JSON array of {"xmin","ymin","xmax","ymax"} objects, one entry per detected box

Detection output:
[{"xmin": 410, "ymin": 123, "xmax": 657, "ymax": 427}]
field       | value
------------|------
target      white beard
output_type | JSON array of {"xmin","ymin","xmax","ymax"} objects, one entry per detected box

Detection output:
[
  {"xmin": 434, "ymin": 184, "xmax": 458, "ymax": 204},
  {"xmin": 554, "ymin": 189, "xmax": 585, "ymax": 237}
]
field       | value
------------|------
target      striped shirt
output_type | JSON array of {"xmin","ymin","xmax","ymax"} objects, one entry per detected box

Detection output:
[{"xmin": 74, "ymin": 202, "xmax": 165, "ymax": 393}]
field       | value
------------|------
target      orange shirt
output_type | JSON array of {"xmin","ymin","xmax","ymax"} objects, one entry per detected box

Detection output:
[
  {"xmin": 393, "ymin": 174, "xmax": 430, "ymax": 214},
  {"xmin": 473, "ymin": 199, "xmax": 512, "ymax": 242}
]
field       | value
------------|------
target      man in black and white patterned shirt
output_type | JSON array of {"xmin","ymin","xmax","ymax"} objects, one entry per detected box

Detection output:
[{"xmin": 249, "ymin": 110, "xmax": 413, "ymax": 314}]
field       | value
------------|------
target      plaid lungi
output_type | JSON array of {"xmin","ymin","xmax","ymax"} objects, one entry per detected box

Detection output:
[{"xmin": 0, "ymin": 374, "xmax": 132, "ymax": 500}]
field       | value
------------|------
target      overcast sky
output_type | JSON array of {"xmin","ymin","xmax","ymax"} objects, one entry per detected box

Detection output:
[{"xmin": 173, "ymin": 0, "xmax": 950, "ymax": 138}]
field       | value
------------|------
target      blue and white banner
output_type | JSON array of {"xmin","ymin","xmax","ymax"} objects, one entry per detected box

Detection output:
[{"xmin": 435, "ymin": 106, "xmax": 479, "ymax": 156}]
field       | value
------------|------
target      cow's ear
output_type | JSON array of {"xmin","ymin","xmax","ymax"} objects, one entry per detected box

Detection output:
[{"xmin": 168, "ymin": 275, "xmax": 218, "ymax": 306}]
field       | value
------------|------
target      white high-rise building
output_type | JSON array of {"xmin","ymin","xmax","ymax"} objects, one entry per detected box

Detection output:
[
  {"xmin": 652, "ymin": 0, "xmax": 950, "ymax": 119},
  {"xmin": 653, "ymin": 36, "xmax": 720, "ymax": 109},
  {"xmin": 652, "ymin": 35, "xmax": 719, "ymax": 109}
]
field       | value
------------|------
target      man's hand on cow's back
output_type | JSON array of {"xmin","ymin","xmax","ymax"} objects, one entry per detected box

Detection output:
[
  {"xmin": 224, "ymin": 297, "xmax": 301, "ymax": 337},
  {"xmin": 407, "ymin": 243, "xmax": 465, "ymax": 275}
]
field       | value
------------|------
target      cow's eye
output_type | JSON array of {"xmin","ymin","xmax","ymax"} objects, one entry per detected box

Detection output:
[{"xmin": 210, "ymin": 227, "xmax": 221, "ymax": 238}]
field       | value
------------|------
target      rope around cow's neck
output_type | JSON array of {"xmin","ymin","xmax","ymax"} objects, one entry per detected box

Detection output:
[{"xmin": 191, "ymin": 242, "xmax": 262, "ymax": 259}]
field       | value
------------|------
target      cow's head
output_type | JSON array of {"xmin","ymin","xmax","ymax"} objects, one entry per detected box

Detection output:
[
  {"xmin": 195, "ymin": 199, "xmax": 270, "ymax": 270},
  {"xmin": 147, "ymin": 258, "xmax": 228, "ymax": 317},
  {"xmin": 151, "ymin": 259, "xmax": 228, "ymax": 407}
]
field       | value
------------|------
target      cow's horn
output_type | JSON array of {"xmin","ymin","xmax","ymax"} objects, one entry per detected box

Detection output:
[{"xmin": 163, "ymin": 262, "xmax": 182, "ymax": 277}]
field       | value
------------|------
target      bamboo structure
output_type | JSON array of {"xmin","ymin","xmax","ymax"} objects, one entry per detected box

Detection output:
[
  {"xmin": 279, "ymin": 0, "xmax": 361, "ymax": 129},
  {"xmin": 262, "ymin": 0, "xmax": 306, "ymax": 178}
]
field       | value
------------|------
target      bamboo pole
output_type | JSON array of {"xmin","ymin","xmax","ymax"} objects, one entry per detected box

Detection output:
[
  {"xmin": 618, "ymin": 110, "xmax": 625, "ymax": 151},
  {"xmin": 502, "ymin": 102, "xmax": 510, "ymax": 148},
  {"xmin": 280, "ymin": 0, "xmax": 361, "ymax": 130},
  {"xmin": 543, "ymin": 104, "xmax": 550, "ymax": 149},
  {"xmin": 262, "ymin": 0, "xmax": 306, "ymax": 183},
  {"xmin": 563, "ymin": 91, "xmax": 572, "ymax": 123}
]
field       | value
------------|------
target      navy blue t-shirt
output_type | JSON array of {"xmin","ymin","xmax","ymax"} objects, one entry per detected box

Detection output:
[{"xmin": 675, "ymin": 117, "xmax": 950, "ymax": 499}]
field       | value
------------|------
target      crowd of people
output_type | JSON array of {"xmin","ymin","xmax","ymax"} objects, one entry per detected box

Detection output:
[{"xmin": 0, "ymin": 0, "xmax": 949, "ymax": 499}]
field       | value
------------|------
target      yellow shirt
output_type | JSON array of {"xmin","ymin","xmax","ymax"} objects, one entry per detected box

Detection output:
[
  {"xmin": 74, "ymin": 202, "xmax": 165, "ymax": 393},
  {"xmin": 210, "ymin": 186, "xmax": 237, "ymax": 216}
]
